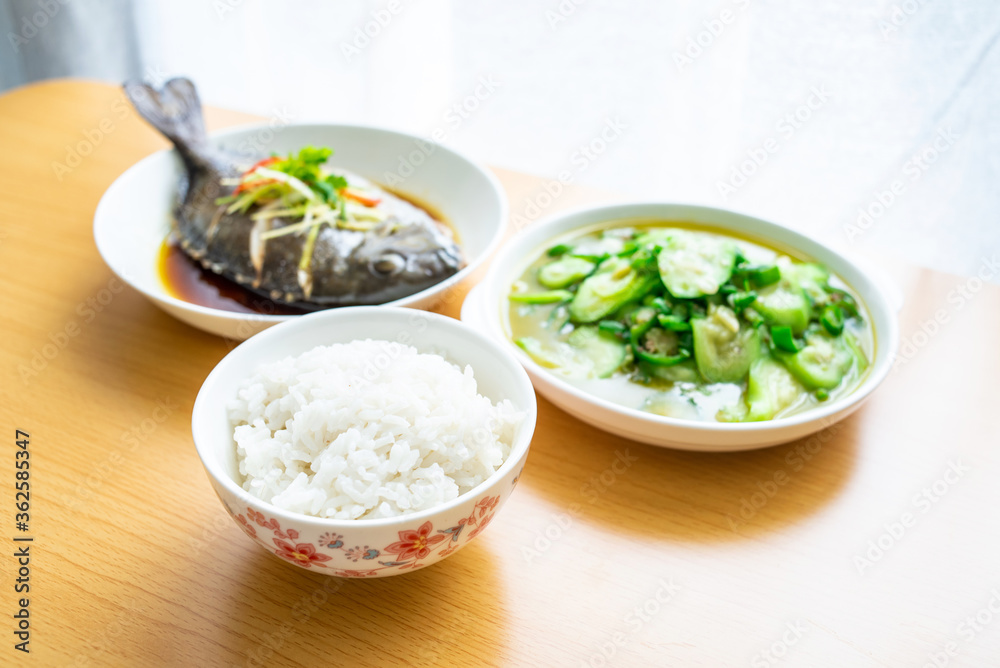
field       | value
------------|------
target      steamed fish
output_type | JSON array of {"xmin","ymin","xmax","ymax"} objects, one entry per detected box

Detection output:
[{"xmin": 123, "ymin": 78, "xmax": 463, "ymax": 308}]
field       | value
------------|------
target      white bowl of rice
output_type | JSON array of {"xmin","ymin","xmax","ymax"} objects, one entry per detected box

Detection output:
[{"xmin": 192, "ymin": 306, "xmax": 536, "ymax": 577}]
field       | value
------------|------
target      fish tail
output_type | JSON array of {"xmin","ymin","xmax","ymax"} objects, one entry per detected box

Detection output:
[{"xmin": 123, "ymin": 77, "xmax": 210, "ymax": 164}]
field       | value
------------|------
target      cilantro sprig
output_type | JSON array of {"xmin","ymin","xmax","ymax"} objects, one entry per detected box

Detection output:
[{"xmin": 270, "ymin": 146, "xmax": 347, "ymax": 203}]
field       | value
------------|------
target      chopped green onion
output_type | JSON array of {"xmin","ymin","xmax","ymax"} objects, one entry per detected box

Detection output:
[
  {"xmin": 730, "ymin": 290, "xmax": 758, "ymax": 311},
  {"xmin": 657, "ymin": 314, "xmax": 691, "ymax": 331},
  {"xmin": 635, "ymin": 346, "xmax": 691, "ymax": 367},
  {"xmin": 827, "ymin": 288, "xmax": 860, "ymax": 318},
  {"xmin": 617, "ymin": 241, "xmax": 639, "ymax": 257},
  {"xmin": 598, "ymin": 320, "xmax": 628, "ymax": 336},
  {"xmin": 547, "ymin": 243, "xmax": 573, "ymax": 257},
  {"xmin": 509, "ymin": 290, "xmax": 574, "ymax": 304},
  {"xmin": 820, "ymin": 305, "xmax": 845, "ymax": 336},
  {"xmin": 629, "ymin": 319, "xmax": 690, "ymax": 367},
  {"xmin": 648, "ymin": 297, "xmax": 670, "ymax": 313},
  {"xmin": 815, "ymin": 389, "xmax": 829, "ymax": 401},
  {"xmin": 749, "ymin": 265, "xmax": 781, "ymax": 287},
  {"xmin": 630, "ymin": 251, "xmax": 658, "ymax": 270},
  {"xmin": 770, "ymin": 325, "xmax": 802, "ymax": 353},
  {"xmin": 572, "ymin": 253, "xmax": 609, "ymax": 264},
  {"xmin": 743, "ymin": 309, "xmax": 764, "ymax": 327}
]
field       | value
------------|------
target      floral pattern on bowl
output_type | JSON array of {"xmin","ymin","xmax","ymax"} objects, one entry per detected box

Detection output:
[{"xmin": 227, "ymin": 493, "xmax": 504, "ymax": 577}]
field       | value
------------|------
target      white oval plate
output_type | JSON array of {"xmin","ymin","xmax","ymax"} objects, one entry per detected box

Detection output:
[{"xmin": 94, "ymin": 123, "xmax": 507, "ymax": 340}]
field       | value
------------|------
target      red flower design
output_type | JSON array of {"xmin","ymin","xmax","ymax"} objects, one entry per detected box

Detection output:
[
  {"xmin": 384, "ymin": 521, "xmax": 446, "ymax": 561},
  {"xmin": 475, "ymin": 496, "xmax": 499, "ymax": 515},
  {"xmin": 235, "ymin": 514, "xmax": 257, "ymax": 539},
  {"xmin": 273, "ymin": 524, "xmax": 299, "ymax": 541},
  {"xmin": 247, "ymin": 508, "xmax": 267, "ymax": 526},
  {"xmin": 469, "ymin": 512, "xmax": 495, "ymax": 539},
  {"xmin": 238, "ymin": 494, "xmax": 504, "ymax": 576},
  {"xmin": 333, "ymin": 569, "xmax": 381, "ymax": 578},
  {"xmin": 273, "ymin": 539, "xmax": 332, "ymax": 568}
]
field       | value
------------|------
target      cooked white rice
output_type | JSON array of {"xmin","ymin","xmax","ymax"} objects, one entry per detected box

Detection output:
[{"xmin": 229, "ymin": 339, "xmax": 523, "ymax": 520}]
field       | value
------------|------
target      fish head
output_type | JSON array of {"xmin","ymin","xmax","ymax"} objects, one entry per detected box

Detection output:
[{"xmin": 339, "ymin": 221, "xmax": 464, "ymax": 303}]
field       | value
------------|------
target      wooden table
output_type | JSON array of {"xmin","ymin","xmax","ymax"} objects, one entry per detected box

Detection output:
[{"xmin": 2, "ymin": 80, "xmax": 999, "ymax": 667}]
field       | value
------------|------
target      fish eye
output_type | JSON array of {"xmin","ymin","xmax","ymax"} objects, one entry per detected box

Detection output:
[{"xmin": 372, "ymin": 253, "xmax": 405, "ymax": 275}]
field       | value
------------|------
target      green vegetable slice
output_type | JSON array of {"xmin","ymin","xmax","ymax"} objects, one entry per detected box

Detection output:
[
  {"xmin": 598, "ymin": 320, "xmax": 628, "ymax": 336},
  {"xmin": 537, "ymin": 257, "xmax": 597, "ymax": 289},
  {"xmin": 827, "ymin": 288, "xmax": 860, "ymax": 318},
  {"xmin": 730, "ymin": 290, "xmax": 758, "ymax": 311},
  {"xmin": 752, "ymin": 279, "xmax": 812, "ymax": 335},
  {"xmin": 642, "ymin": 390, "xmax": 702, "ymax": 420},
  {"xmin": 546, "ymin": 243, "xmax": 573, "ymax": 257},
  {"xmin": 641, "ymin": 359, "xmax": 700, "ymax": 383},
  {"xmin": 514, "ymin": 337, "xmax": 561, "ymax": 368},
  {"xmin": 515, "ymin": 329, "xmax": 625, "ymax": 380},
  {"xmin": 787, "ymin": 262, "xmax": 830, "ymax": 303},
  {"xmin": 748, "ymin": 265, "xmax": 781, "ymax": 287},
  {"xmin": 745, "ymin": 357, "xmax": 804, "ymax": 422},
  {"xmin": 691, "ymin": 306, "xmax": 762, "ymax": 383},
  {"xmin": 509, "ymin": 290, "xmax": 573, "ymax": 304},
  {"xmin": 819, "ymin": 305, "xmax": 844, "ymax": 335},
  {"xmin": 571, "ymin": 236, "xmax": 626, "ymax": 258},
  {"xmin": 774, "ymin": 328, "xmax": 854, "ymax": 390},
  {"xmin": 656, "ymin": 232, "xmax": 738, "ymax": 298},
  {"xmin": 567, "ymin": 326, "xmax": 627, "ymax": 378},
  {"xmin": 657, "ymin": 314, "xmax": 692, "ymax": 331},
  {"xmin": 769, "ymin": 325, "xmax": 802, "ymax": 353},
  {"xmin": 569, "ymin": 257, "xmax": 657, "ymax": 323},
  {"xmin": 634, "ymin": 227, "xmax": 678, "ymax": 249}
]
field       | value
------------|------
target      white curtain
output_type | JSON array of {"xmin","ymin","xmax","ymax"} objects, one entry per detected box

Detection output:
[{"xmin": 0, "ymin": 0, "xmax": 143, "ymax": 90}]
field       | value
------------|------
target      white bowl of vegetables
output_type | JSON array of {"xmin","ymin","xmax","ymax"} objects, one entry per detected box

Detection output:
[{"xmin": 461, "ymin": 202, "xmax": 899, "ymax": 451}]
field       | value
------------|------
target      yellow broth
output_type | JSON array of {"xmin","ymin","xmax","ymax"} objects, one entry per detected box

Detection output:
[{"xmin": 506, "ymin": 221, "xmax": 874, "ymax": 423}]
